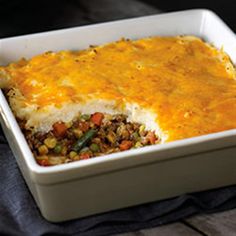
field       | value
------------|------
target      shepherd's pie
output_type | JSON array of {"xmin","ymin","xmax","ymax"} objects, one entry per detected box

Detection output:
[{"xmin": 0, "ymin": 36, "xmax": 236, "ymax": 165}]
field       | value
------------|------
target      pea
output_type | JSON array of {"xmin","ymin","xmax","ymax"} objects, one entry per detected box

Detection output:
[
  {"xmin": 53, "ymin": 144, "xmax": 62, "ymax": 154},
  {"xmin": 90, "ymin": 143, "xmax": 100, "ymax": 152},
  {"xmin": 132, "ymin": 132, "xmax": 140, "ymax": 141},
  {"xmin": 80, "ymin": 114, "xmax": 91, "ymax": 121}
]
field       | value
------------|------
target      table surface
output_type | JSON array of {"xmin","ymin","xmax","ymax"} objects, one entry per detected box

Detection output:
[
  {"xmin": 116, "ymin": 208, "xmax": 236, "ymax": 236},
  {"xmin": 1, "ymin": 0, "xmax": 236, "ymax": 235}
]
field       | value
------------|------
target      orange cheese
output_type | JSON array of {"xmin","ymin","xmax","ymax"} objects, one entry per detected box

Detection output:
[{"xmin": 1, "ymin": 36, "xmax": 236, "ymax": 141}]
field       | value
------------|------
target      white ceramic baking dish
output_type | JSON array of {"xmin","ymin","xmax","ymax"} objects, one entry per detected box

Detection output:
[{"xmin": 0, "ymin": 9, "xmax": 236, "ymax": 222}]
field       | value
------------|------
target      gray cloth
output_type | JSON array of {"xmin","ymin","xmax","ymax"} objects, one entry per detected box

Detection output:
[{"xmin": 1, "ymin": 127, "xmax": 236, "ymax": 236}]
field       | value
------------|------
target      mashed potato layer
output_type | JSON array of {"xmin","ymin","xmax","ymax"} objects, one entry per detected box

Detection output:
[{"xmin": 1, "ymin": 36, "xmax": 236, "ymax": 142}]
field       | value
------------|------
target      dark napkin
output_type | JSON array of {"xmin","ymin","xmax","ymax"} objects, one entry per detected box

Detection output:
[{"xmin": 1, "ymin": 127, "xmax": 236, "ymax": 236}]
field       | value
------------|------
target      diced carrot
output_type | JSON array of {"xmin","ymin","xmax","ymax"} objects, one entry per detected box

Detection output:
[
  {"xmin": 79, "ymin": 153, "xmax": 91, "ymax": 160},
  {"xmin": 91, "ymin": 112, "xmax": 104, "ymax": 126},
  {"xmin": 37, "ymin": 159, "xmax": 50, "ymax": 166},
  {"xmin": 78, "ymin": 121, "xmax": 90, "ymax": 132},
  {"xmin": 53, "ymin": 122, "xmax": 67, "ymax": 138},
  {"xmin": 146, "ymin": 131, "xmax": 157, "ymax": 144},
  {"xmin": 119, "ymin": 140, "xmax": 133, "ymax": 151}
]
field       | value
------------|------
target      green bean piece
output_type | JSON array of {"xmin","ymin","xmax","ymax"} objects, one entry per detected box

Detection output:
[{"xmin": 72, "ymin": 129, "xmax": 97, "ymax": 152}]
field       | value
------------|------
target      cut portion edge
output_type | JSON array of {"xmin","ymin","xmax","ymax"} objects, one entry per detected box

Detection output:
[{"xmin": 13, "ymin": 98, "xmax": 166, "ymax": 166}]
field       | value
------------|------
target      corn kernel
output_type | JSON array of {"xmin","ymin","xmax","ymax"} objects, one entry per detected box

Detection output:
[
  {"xmin": 48, "ymin": 156, "xmax": 64, "ymax": 165},
  {"xmin": 72, "ymin": 155, "xmax": 80, "ymax": 161},
  {"xmin": 44, "ymin": 137, "xmax": 57, "ymax": 149},
  {"xmin": 73, "ymin": 128, "xmax": 83, "ymax": 138},
  {"xmin": 139, "ymin": 124, "xmax": 145, "ymax": 133},
  {"xmin": 36, "ymin": 155, "xmax": 48, "ymax": 161},
  {"xmin": 69, "ymin": 151, "xmax": 77, "ymax": 159},
  {"xmin": 65, "ymin": 121, "xmax": 73, "ymax": 128},
  {"xmin": 38, "ymin": 145, "xmax": 48, "ymax": 155},
  {"xmin": 134, "ymin": 141, "xmax": 143, "ymax": 148}
]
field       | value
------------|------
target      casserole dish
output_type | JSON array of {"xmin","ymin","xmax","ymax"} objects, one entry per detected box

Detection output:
[{"xmin": 0, "ymin": 9, "xmax": 236, "ymax": 222}]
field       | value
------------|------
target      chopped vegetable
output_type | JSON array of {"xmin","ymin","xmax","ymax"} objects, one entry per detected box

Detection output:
[
  {"xmin": 132, "ymin": 131, "xmax": 140, "ymax": 141},
  {"xmin": 53, "ymin": 144, "xmax": 62, "ymax": 154},
  {"xmin": 139, "ymin": 124, "xmax": 146, "ymax": 136},
  {"xmin": 119, "ymin": 140, "xmax": 133, "ymax": 151},
  {"xmin": 117, "ymin": 124, "xmax": 130, "ymax": 139},
  {"xmin": 91, "ymin": 112, "xmax": 104, "ymax": 126},
  {"xmin": 44, "ymin": 137, "xmax": 57, "ymax": 149},
  {"xmin": 61, "ymin": 146, "xmax": 68, "ymax": 155},
  {"xmin": 53, "ymin": 122, "xmax": 67, "ymax": 137},
  {"xmin": 107, "ymin": 131, "xmax": 117, "ymax": 144},
  {"xmin": 69, "ymin": 151, "xmax": 77, "ymax": 159},
  {"xmin": 71, "ymin": 155, "xmax": 80, "ymax": 161},
  {"xmin": 146, "ymin": 131, "xmax": 157, "ymax": 144},
  {"xmin": 37, "ymin": 159, "xmax": 50, "ymax": 166},
  {"xmin": 79, "ymin": 152, "xmax": 91, "ymax": 160},
  {"xmin": 139, "ymin": 124, "xmax": 145, "ymax": 132},
  {"xmin": 36, "ymin": 155, "xmax": 50, "ymax": 166},
  {"xmin": 72, "ymin": 129, "xmax": 97, "ymax": 152},
  {"xmin": 80, "ymin": 114, "xmax": 91, "ymax": 121},
  {"xmin": 65, "ymin": 121, "xmax": 73, "ymax": 128},
  {"xmin": 48, "ymin": 156, "xmax": 64, "ymax": 165},
  {"xmin": 73, "ymin": 128, "xmax": 83, "ymax": 138},
  {"xmin": 90, "ymin": 143, "xmax": 100, "ymax": 152},
  {"xmin": 80, "ymin": 147, "xmax": 90, "ymax": 153},
  {"xmin": 134, "ymin": 141, "xmax": 143, "ymax": 148},
  {"xmin": 38, "ymin": 145, "xmax": 49, "ymax": 155}
]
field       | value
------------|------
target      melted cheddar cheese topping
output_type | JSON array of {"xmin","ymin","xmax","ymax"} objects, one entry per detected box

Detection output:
[{"xmin": 1, "ymin": 36, "xmax": 236, "ymax": 142}]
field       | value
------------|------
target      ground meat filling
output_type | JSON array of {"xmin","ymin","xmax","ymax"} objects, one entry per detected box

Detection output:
[{"xmin": 21, "ymin": 113, "xmax": 160, "ymax": 166}]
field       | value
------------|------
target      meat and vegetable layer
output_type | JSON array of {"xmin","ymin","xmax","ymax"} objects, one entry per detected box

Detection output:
[{"xmin": 21, "ymin": 113, "xmax": 159, "ymax": 166}]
